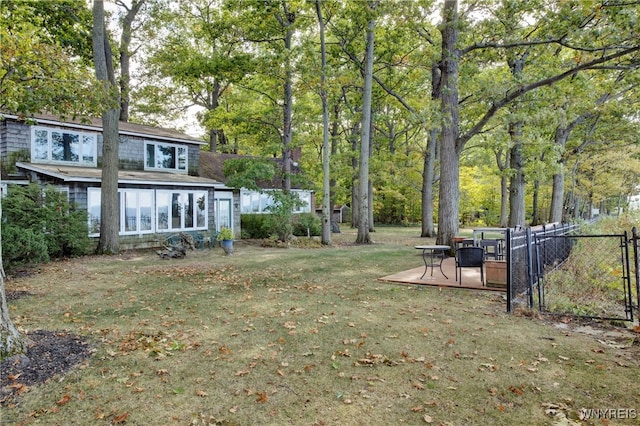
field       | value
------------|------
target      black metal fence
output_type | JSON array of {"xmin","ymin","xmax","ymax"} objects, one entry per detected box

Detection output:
[{"xmin": 506, "ymin": 223, "xmax": 639, "ymax": 323}]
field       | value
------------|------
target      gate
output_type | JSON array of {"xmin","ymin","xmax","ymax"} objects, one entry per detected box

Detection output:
[{"xmin": 507, "ymin": 224, "xmax": 639, "ymax": 323}]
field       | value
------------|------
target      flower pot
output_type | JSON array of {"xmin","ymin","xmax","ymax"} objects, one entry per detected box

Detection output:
[
  {"xmin": 221, "ymin": 239, "xmax": 234, "ymax": 255},
  {"xmin": 485, "ymin": 260, "xmax": 507, "ymax": 288}
]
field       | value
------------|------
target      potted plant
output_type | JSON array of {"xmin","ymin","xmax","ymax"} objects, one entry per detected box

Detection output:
[{"xmin": 216, "ymin": 227, "xmax": 235, "ymax": 254}]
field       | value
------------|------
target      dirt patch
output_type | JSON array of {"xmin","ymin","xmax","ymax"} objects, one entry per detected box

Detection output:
[
  {"xmin": 5, "ymin": 290, "xmax": 34, "ymax": 302},
  {"xmin": 0, "ymin": 330, "xmax": 93, "ymax": 406}
]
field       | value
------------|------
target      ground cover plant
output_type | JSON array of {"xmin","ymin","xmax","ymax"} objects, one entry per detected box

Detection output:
[{"xmin": 2, "ymin": 226, "xmax": 639, "ymax": 425}]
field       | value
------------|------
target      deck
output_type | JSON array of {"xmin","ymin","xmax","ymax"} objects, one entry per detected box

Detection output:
[{"xmin": 379, "ymin": 257, "xmax": 506, "ymax": 292}]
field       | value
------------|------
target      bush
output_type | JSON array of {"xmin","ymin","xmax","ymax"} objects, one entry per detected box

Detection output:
[
  {"xmin": 292, "ymin": 213, "xmax": 321, "ymax": 237},
  {"xmin": 241, "ymin": 214, "xmax": 271, "ymax": 239},
  {"xmin": 1, "ymin": 225, "xmax": 49, "ymax": 267},
  {"xmin": 2, "ymin": 183, "xmax": 92, "ymax": 270}
]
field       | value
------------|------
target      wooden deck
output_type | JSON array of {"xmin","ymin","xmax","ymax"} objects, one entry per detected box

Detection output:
[{"xmin": 379, "ymin": 257, "xmax": 506, "ymax": 292}]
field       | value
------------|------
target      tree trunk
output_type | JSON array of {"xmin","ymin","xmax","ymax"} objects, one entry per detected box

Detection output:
[
  {"xmin": 280, "ymin": 10, "xmax": 294, "ymax": 192},
  {"xmin": 531, "ymin": 178, "xmax": 541, "ymax": 226},
  {"xmin": 506, "ymin": 53, "xmax": 526, "ymax": 227},
  {"xmin": 356, "ymin": 11, "xmax": 376, "ymax": 244},
  {"xmin": 421, "ymin": 128, "xmax": 436, "ymax": 237},
  {"xmin": 421, "ymin": 63, "xmax": 440, "ymax": 237},
  {"xmin": 94, "ymin": 0, "xmax": 120, "ymax": 254},
  {"xmin": 436, "ymin": 0, "xmax": 460, "ymax": 249},
  {"xmin": 507, "ymin": 134, "xmax": 526, "ymax": 227},
  {"xmin": 316, "ymin": 0, "xmax": 331, "ymax": 245},
  {"xmin": 118, "ymin": 0, "xmax": 145, "ymax": 122},
  {"xmin": 495, "ymin": 149, "xmax": 510, "ymax": 227}
]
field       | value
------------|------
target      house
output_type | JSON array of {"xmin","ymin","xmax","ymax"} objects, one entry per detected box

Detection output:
[
  {"xmin": 0, "ymin": 113, "xmax": 236, "ymax": 250},
  {"xmin": 199, "ymin": 151, "xmax": 314, "ymax": 217}
]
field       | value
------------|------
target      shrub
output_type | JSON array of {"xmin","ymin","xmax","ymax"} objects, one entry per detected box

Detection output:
[
  {"xmin": 1, "ymin": 225, "xmax": 49, "ymax": 267},
  {"xmin": 292, "ymin": 213, "xmax": 321, "ymax": 237},
  {"xmin": 2, "ymin": 183, "xmax": 92, "ymax": 270},
  {"xmin": 241, "ymin": 214, "xmax": 271, "ymax": 239}
]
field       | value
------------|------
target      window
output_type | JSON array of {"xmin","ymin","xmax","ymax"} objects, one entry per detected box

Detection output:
[
  {"xmin": 31, "ymin": 127, "xmax": 97, "ymax": 166},
  {"xmin": 240, "ymin": 189, "xmax": 311, "ymax": 214},
  {"xmin": 156, "ymin": 190, "xmax": 207, "ymax": 232},
  {"xmin": 121, "ymin": 189, "xmax": 154, "ymax": 235},
  {"xmin": 88, "ymin": 188, "xmax": 206, "ymax": 236},
  {"xmin": 145, "ymin": 141, "xmax": 187, "ymax": 173}
]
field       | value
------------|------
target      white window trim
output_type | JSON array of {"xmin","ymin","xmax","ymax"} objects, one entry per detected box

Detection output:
[
  {"xmin": 31, "ymin": 126, "xmax": 97, "ymax": 167},
  {"xmin": 144, "ymin": 141, "xmax": 188, "ymax": 173},
  {"xmin": 120, "ymin": 189, "xmax": 155, "ymax": 236},
  {"xmin": 87, "ymin": 188, "xmax": 208, "ymax": 237},
  {"xmin": 240, "ymin": 189, "xmax": 311, "ymax": 214},
  {"xmin": 155, "ymin": 189, "xmax": 208, "ymax": 232}
]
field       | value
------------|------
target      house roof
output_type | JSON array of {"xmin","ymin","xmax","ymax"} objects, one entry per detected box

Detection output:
[
  {"xmin": 199, "ymin": 151, "xmax": 308, "ymax": 190},
  {"xmin": 3, "ymin": 113, "xmax": 206, "ymax": 145},
  {"xmin": 16, "ymin": 162, "xmax": 221, "ymax": 188}
]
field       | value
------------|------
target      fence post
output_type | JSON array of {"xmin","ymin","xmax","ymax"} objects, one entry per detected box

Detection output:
[
  {"xmin": 506, "ymin": 228, "xmax": 512, "ymax": 313},
  {"xmin": 633, "ymin": 227, "xmax": 640, "ymax": 324},
  {"xmin": 526, "ymin": 227, "xmax": 535, "ymax": 309}
]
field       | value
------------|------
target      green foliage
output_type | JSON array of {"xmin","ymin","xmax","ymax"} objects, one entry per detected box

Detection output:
[
  {"xmin": 264, "ymin": 191, "xmax": 305, "ymax": 241},
  {"xmin": 0, "ymin": 1, "xmax": 101, "ymax": 117},
  {"xmin": 216, "ymin": 227, "xmax": 235, "ymax": 241},
  {"xmin": 222, "ymin": 158, "xmax": 276, "ymax": 191},
  {"xmin": 2, "ymin": 184, "xmax": 92, "ymax": 270},
  {"xmin": 542, "ymin": 216, "xmax": 637, "ymax": 318},
  {"xmin": 1, "ymin": 226, "xmax": 49, "ymax": 267},
  {"xmin": 241, "ymin": 214, "xmax": 271, "ymax": 239},
  {"xmin": 292, "ymin": 213, "xmax": 321, "ymax": 237}
]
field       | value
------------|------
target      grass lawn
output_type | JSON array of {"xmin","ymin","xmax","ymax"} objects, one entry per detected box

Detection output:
[{"xmin": 3, "ymin": 226, "xmax": 639, "ymax": 425}]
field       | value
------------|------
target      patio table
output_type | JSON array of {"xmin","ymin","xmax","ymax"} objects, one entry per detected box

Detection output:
[{"xmin": 415, "ymin": 245, "xmax": 450, "ymax": 279}]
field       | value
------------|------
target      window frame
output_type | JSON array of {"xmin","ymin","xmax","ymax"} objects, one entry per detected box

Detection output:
[
  {"xmin": 31, "ymin": 126, "xmax": 97, "ymax": 167},
  {"xmin": 144, "ymin": 141, "xmax": 188, "ymax": 173},
  {"xmin": 87, "ymin": 188, "xmax": 207, "ymax": 237}
]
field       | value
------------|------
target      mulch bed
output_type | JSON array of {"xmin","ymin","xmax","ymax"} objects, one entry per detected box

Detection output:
[{"xmin": 1, "ymin": 292, "xmax": 93, "ymax": 406}]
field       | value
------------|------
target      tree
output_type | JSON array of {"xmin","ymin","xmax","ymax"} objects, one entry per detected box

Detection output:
[
  {"xmin": 1, "ymin": 0, "xmax": 96, "ymax": 358},
  {"xmin": 355, "ymin": 3, "xmax": 377, "ymax": 244},
  {"xmin": 435, "ymin": 0, "xmax": 640, "ymax": 246},
  {"xmin": 315, "ymin": 0, "xmax": 331, "ymax": 245},
  {"xmin": 93, "ymin": 0, "xmax": 120, "ymax": 254}
]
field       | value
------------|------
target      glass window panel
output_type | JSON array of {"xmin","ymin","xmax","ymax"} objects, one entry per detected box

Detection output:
[
  {"xmin": 158, "ymin": 145, "xmax": 176, "ymax": 169},
  {"xmin": 139, "ymin": 192, "xmax": 153, "ymax": 231},
  {"xmin": 157, "ymin": 192, "xmax": 169, "ymax": 230},
  {"xmin": 185, "ymin": 193, "xmax": 194, "ymax": 228},
  {"xmin": 146, "ymin": 143, "xmax": 155, "ymax": 168},
  {"xmin": 196, "ymin": 193, "xmax": 206, "ymax": 228},
  {"xmin": 124, "ymin": 191, "xmax": 138, "ymax": 232},
  {"xmin": 52, "ymin": 131, "xmax": 79, "ymax": 162},
  {"xmin": 218, "ymin": 199, "xmax": 231, "ymax": 229},
  {"xmin": 261, "ymin": 193, "xmax": 274, "ymax": 212},
  {"xmin": 82, "ymin": 135, "xmax": 95, "ymax": 164},
  {"xmin": 87, "ymin": 188, "xmax": 101, "ymax": 235},
  {"xmin": 34, "ymin": 129, "xmax": 49, "ymax": 160},
  {"xmin": 171, "ymin": 193, "xmax": 182, "ymax": 229},
  {"xmin": 251, "ymin": 193, "xmax": 259, "ymax": 212},
  {"xmin": 178, "ymin": 147, "xmax": 187, "ymax": 170}
]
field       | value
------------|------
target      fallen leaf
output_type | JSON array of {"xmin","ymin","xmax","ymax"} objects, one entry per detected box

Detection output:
[
  {"xmin": 423, "ymin": 414, "xmax": 433, "ymax": 423},
  {"xmin": 509, "ymin": 385, "xmax": 524, "ymax": 396},
  {"xmin": 113, "ymin": 412, "xmax": 129, "ymax": 424},
  {"xmin": 56, "ymin": 394, "xmax": 71, "ymax": 406},
  {"xmin": 256, "ymin": 391, "xmax": 268, "ymax": 403}
]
